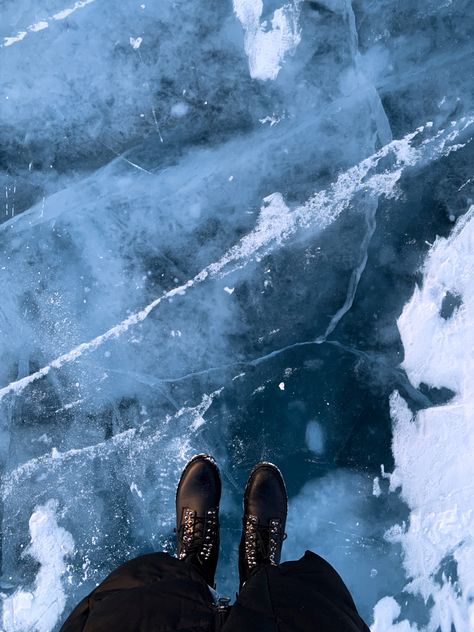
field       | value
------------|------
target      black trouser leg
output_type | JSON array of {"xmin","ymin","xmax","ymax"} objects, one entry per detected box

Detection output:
[
  {"xmin": 60, "ymin": 553, "xmax": 215, "ymax": 632},
  {"xmin": 223, "ymin": 550, "xmax": 370, "ymax": 632}
]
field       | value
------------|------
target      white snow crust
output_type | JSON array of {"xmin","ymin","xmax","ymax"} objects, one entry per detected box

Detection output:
[
  {"xmin": 232, "ymin": 0, "xmax": 301, "ymax": 80},
  {"xmin": 2, "ymin": 501, "xmax": 74, "ymax": 632},
  {"xmin": 372, "ymin": 207, "xmax": 474, "ymax": 631}
]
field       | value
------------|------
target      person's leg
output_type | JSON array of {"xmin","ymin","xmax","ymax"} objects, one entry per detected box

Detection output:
[
  {"xmin": 226, "ymin": 551, "xmax": 370, "ymax": 632},
  {"xmin": 223, "ymin": 462, "xmax": 370, "ymax": 632},
  {"xmin": 60, "ymin": 552, "xmax": 215, "ymax": 632},
  {"xmin": 60, "ymin": 454, "xmax": 222, "ymax": 632}
]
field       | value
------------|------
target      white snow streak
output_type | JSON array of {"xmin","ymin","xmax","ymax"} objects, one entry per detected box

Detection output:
[
  {"xmin": 2, "ymin": 0, "xmax": 96, "ymax": 48},
  {"xmin": 52, "ymin": 0, "xmax": 96, "ymax": 21},
  {"xmin": 0, "ymin": 117, "xmax": 472, "ymax": 402}
]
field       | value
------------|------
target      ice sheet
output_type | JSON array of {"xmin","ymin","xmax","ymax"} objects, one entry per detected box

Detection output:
[{"xmin": 1, "ymin": 0, "xmax": 474, "ymax": 630}]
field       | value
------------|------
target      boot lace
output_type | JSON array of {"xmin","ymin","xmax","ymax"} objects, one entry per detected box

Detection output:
[
  {"xmin": 178, "ymin": 508, "xmax": 218, "ymax": 562},
  {"xmin": 244, "ymin": 515, "xmax": 287, "ymax": 569}
]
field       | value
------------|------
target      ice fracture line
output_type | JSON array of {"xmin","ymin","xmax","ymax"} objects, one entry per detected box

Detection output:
[
  {"xmin": 2, "ymin": 390, "xmax": 221, "ymax": 498},
  {"xmin": 0, "ymin": 116, "xmax": 472, "ymax": 402}
]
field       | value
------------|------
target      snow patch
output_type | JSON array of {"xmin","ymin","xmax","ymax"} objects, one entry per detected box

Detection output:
[
  {"xmin": 259, "ymin": 114, "xmax": 282, "ymax": 126},
  {"xmin": 233, "ymin": 0, "xmax": 301, "ymax": 80},
  {"xmin": 130, "ymin": 482, "xmax": 144, "ymax": 499},
  {"xmin": 372, "ymin": 477, "xmax": 381, "ymax": 497},
  {"xmin": 52, "ymin": 0, "xmax": 96, "ymax": 21},
  {"xmin": 3, "ymin": 32, "xmax": 27, "ymax": 47},
  {"xmin": 371, "ymin": 596, "xmax": 418, "ymax": 631},
  {"xmin": 2, "ymin": 500, "xmax": 74, "ymax": 632},
  {"xmin": 129, "ymin": 36, "xmax": 143, "ymax": 50},
  {"xmin": 28, "ymin": 21, "xmax": 49, "ymax": 33},
  {"xmin": 375, "ymin": 207, "xmax": 474, "ymax": 630}
]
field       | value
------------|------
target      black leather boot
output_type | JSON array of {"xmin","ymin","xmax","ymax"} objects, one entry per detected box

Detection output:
[
  {"xmin": 176, "ymin": 454, "xmax": 221, "ymax": 587},
  {"xmin": 238, "ymin": 461, "xmax": 288, "ymax": 588}
]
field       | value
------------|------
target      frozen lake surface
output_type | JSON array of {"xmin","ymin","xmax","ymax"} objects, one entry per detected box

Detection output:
[{"xmin": 1, "ymin": 1, "xmax": 473, "ymax": 630}]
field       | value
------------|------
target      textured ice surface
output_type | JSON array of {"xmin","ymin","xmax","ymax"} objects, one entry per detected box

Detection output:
[{"xmin": 1, "ymin": 0, "xmax": 474, "ymax": 630}]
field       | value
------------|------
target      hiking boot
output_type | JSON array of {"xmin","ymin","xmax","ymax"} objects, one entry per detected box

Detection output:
[
  {"xmin": 238, "ymin": 461, "xmax": 288, "ymax": 588},
  {"xmin": 176, "ymin": 454, "xmax": 221, "ymax": 587}
]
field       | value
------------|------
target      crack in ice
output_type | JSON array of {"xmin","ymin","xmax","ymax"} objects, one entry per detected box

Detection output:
[
  {"xmin": 0, "ymin": 116, "xmax": 472, "ymax": 403},
  {"xmin": 2, "ymin": 390, "xmax": 221, "ymax": 499},
  {"xmin": 316, "ymin": 201, "xmax": 378, "ymax": 343}
]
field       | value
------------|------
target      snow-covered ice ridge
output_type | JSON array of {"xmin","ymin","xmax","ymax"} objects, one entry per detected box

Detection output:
[{"xmin": 373, "ymin": 208, "xmax": 474, "ymax": 631}]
